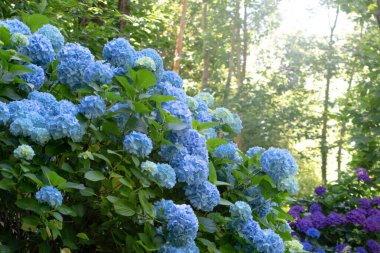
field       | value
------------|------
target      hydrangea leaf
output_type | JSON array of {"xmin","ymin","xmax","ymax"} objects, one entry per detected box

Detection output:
[{"xmin": 84, "ymin": 171, "xmax": 105, "ymax": 181}]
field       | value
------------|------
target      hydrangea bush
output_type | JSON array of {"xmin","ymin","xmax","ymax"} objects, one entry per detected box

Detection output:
[
  {"xmin": 0, "ymin": 17, "xmax": 300, "ymax": 252},
  {"xmin": 288, "ymin": 169, "xmax": 380, "ymax": 253}
]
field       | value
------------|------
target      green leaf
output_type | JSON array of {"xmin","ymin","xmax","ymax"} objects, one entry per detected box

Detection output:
[
  {"xmin": 92, "ymin": 153, "xmax": 112, "ymax": 166},
  {"xmin": 47, "ymin": 171, "xmax": 67, "ymax": 186},
  {"xmin": 0, "ymin": 27, "xmax": 11, "ymax": 46},
  {"xmin": 135, "ymin": 69, "xmax": 156, "ymax": 90},
  {"xmin": 84, "ymin": 171, "xmax": 105, "ymax": 181},
  {"xmin": 16, "ymin": 198, "xmax": 41, "ymax": 212},
  {"xmin": 76, "ymin": 233, "xmax": 89, "ymax": 240},
  {"xmin": 134, "ymin": 101, "xmax": 151, "ymax": 114},
  {"xmin": 113, "ymin": 199, "xmax": 136, "ymax": 216},
  {"xmin": 206, "ymin": 138, "xmax": 228, "ymax": 153},
  {"xmin": 0, "ymin": 178, "xmax": 15, "ymax": 190},
  {"xmin": 218, "ymin": 198, "xmax": 233, "ymax": 206},
  {"xmin": 22, "ymin": 14, "xmax": 49, "ymax": 32},
  {"xmin": 116, "ymin": 76, "xmax": 135, "ymax": 97},
  {"xmin": 149, "ymin": 94, "xmax": 175, "ymax": 106},
  {"xmin": 198, "ymin": 122, "xmax": 218, "ymax": 131},
  {"xmin": 208, "ymin": 162, "xmax": 217, "ymax": 183},
  {"xmin": 105, "ymin": 91, "xmax": 124, "ymax": 101},
  {"xmin": 24, "ymin": 173, "xmax": 44, "ymax": 186},
  {"xmin": 58, "ymin": 182, "xmax": 85, "ymax": 190},
  {"xmin": 21, "ymin": 215, "xmax": 40, "ymax": 231},
  {"xmin": 198, "ymin": 217, "xmax": 217, "ymax": 233}
]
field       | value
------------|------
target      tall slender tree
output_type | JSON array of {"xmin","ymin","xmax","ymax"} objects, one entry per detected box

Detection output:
[
  {"xmin": 201, "ymin": 0, "xmax": 210, "ymax": 89},
  {"xmin": 173, "ymin": 0, "xmax": 188, "ymax": 73}
]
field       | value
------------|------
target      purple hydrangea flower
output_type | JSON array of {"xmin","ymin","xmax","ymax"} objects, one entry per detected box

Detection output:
[
  {"xmin": 311, "ymin": 211, "xmax": 328, "ymax": 229},
  {"xmin": 366, "ymin": 240, "xmax": 380, "ymax": 253},
  {"xmin": 358, "ymin": 198, "xmax": 372, "ymax": 209},
  {"xmin": 346, "ymin": 209, "xmax": 366, "ymax": 225},
  {"xmin": 314, "ymin": 186, "xmax": 326, "ymax": 196},
  {"xmin": 356, "ymin": 247, "xmax": 368, "ymax": 253},
  {"xmin": 309, "ymin": 203, "xmax": 322, "ymax": 213},
  {"xmin": 296, "ymin": 216, "xmax": 313, "ymax": 233},
  {"xmin": 371, "ymin": 197, "xmax": 380, "ymax": 206},
  {"xmin": 327, "ymin": 212, "xmax": 346, "ymax": 226},
  {"xmin": 355, "ymin": 168, "xmax": 371, "ymax": 183},
  {"xmin": 335, "ymin": 243, "xmax": 351, "ymax": 253},
  {"xmin": 363, "ymin": 214, "xmax": 380, "ymax": 232}
]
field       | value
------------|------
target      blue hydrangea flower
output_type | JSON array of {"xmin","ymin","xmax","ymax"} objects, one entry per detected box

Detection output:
[
  {"xmin": 195, "ymin": 98, "xmax": 209, "ymax": 113},
  {"xmin": 176, "ymin": 155, "xmax": 209, "ymax": 185},
  {"xmin": 186, "ymin": 96, "xmax": 199, "ymax": 111},
  {"xmin": 166, "ymin": 204, "xmax": 198, "ymax": 247},
  {"xmin": 260, "ymin": 147, "xmax": 297, "ymax": 184},
  {"xmin": 35, "ymin": 186, "xmax": 63, "ymax": 208},
  {"xmin": 315, "ymin": 248, "xmax": 326, "ymax": 253},
  {"xmin": 35, "ymin": 24, "xmax": 64, "ymax": 52},
  {"xmin": 301, "ymin": 241, "xmax": 313, "ymax": 252},
  {"xmin": 212, "ymin": 107, "xmax": 235, "ymax": 125},
  {"xmin": 0, "ymin": 19, "xmax": 31, "ymax": 35},
  {"xmin": 103, "ymin": 38, "xmax": 135, "ymax": 69},
  {"xmin": 123, "ymin": 131, "xmax": 153, "ymax": 158},
  {"xmin": 168, "ymin": 129, "xmax": 208, "ymax": 161},
  {"xmin": 154, "ymin": 163, "xmax": 176, "ymax": 189},
  {"xmin": 276, "ymin": 176, "xmax": 299, "ymax": 195},
  {"xmin": 134, "ymin": 56, "xmax": 156, "ymax": 72},
  {"xmin": 0, "ymin": 102, "xmax": 10, "ymax": 124},
  {"xmin": 256, "ymin": 200, "xmax": 272, "ymax": 219},
  {"xmin": 162, "ymin": 71, "xmax": 183, "ymax": 88},
  {"xmin": 253, "ymin": 229, "xmax": 285, "ymax": 253},
  {"xmin": 57, "ymin": 43, "xmax": 94, "ymax": 90},
  {"xmin": 306, "ymin": 227, "xmax": 320, "ymax": 239},
  {"xmin": 79, "ymin": 95, "xmax": 106, "ymax": 119},
  {"xmin": 134, "ymin": 48, "xmax": 164, "ymax": 82},
  {"xmin": 10, "ymin": 118, "xmax": 34, "ymax": 137},
  {"xmin": 213, "ymin": 143, "xmax": 242, "ymax": 163},
  {"xmin": 141, "ymin": 161, "xmax": 158, "ymax": 174},
  {"xmin": 13, "ymin": 144, "xmax": 35, "ymax": 160},
  {"xmin": 30, "ymin": 127, "xmax": 51, "ymax": 145},
  {"xmin": 27, "ymin": 91, "xmax": 57, "ymax": 111},
  {"xmin": 231, "ymin": 217, "xmax": 261, "ymax": 242},
  {"xmin": 48, "ymin": 114, "xmax": 84, "ymax": 142},
  {"xmin": 155, "ymin": 82, "xmax": 187, "ymax": 102},
  {"xmin": 194, "ymin": 111, "xmax": 212, "ymax": 123},
  {"xmin": 83, "ymin": 61, "xmax": 114, "ymax": 84},
  {"xmin": 194, "ymin": 92, "xmax": 214, "ymax": 107},
  {"xmin": 19, "ymin": 64, "xmax": 45, "ymax": 91},
  {"xmin": 160, "ymin": 146, "xmax": 189, "ymax": 168},
  {"xmin": 55, "ymin": 100, "xmax": 79, "ymax": 116},
  {"xmin": 230, "ymin": 201, "xmax": 252, "ymax": 221},
  {"xmin": 154, "ymin": 199, "xmax": 177, "ymax": 222},
  {"xmin": 246, "ymin": 146, "xmax": 265, "ymax": 157},
  {"xmin": 162, "ymin": 101, "xmax": 192, "ymax": 129},
  {"xmin": 231, "ymin": 113, "xmax": 243, "ymax": 134},
  {"xmin": 200, "ymin": 127, "xmax": 217, "ymax": 140},
  {"xmin": 19, "ymin": 34, "xmax": 55, "ymax": 66},
  {"xmin": 158, "ymin": 242, "xmax": 199, "ymax": 253},
  {"xmin": 10, "ymin": 33, "xmax": 29, "ymax": 47},
  {"xmin": 113, "ymin": 67, "xmax": 127, "ymax": 76},
  {"xmin": 184, "ymin": 181, "xmax": 220, "ymax": 212}
]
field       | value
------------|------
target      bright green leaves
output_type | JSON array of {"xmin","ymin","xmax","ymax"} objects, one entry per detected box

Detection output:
[
  {"xmin": 22, "ymin": 14, "xmax": 49, "ymax": 33},
  {"xmin": 84, "ymin": 171, "xmax": 105, "ymax": 182},
  {"xmin": 113, "ymin": 199, "xmax": 136, "ymax": 217}
]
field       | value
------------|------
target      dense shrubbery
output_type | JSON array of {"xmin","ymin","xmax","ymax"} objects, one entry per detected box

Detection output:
[
  {"xmin": 0, "ymin": 16, "xmax": 301, "ymax": 252},
  {"xmin": 288, "ymin": 169, "xmax": 380, "ymax": 253}
]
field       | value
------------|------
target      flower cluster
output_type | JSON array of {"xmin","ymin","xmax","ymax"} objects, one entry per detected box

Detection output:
[
  {"xmin": 123, "ymin": 131, "xmax": 153, "ymax": 158},
  {"xmin": 141, "ymin": 162, "xmax": 176, "ymax": 189},
  {"xmin": 213, "ymin": 143, "xmax": 242, "ymax": 163},
  {"xmin": 211, "ymin": 107, "xmax": 242, "ymax": 134},
  {"xmin": 355, "ymin": 168, "xmax": 371, "ymax": 183},
  {"xmin": 13, "ymin": 144, "xmax": 35, "ymax": 161},
  {"xmin": 79, "ymin": 95, "xmax": 106, "ymax": 119},
  {"xmin": 18, "ymin": 63, "xmax": 45, "ymax": 91},
  {"xmin": 230, "ymin": 201, "xmax": 252, "ymax": 221},
  {"xmin": 20, "ymin": 34, "xmax": 55, "ymax": 66},
  {"xmin": 155, "ymin": 200, "xmax": 199, "ymax": 251},
  {"xmin": 246, "ymin": 146, "xmax": 266, "ymax": 157},
  {"xmin": 244, "ymin": 186, "xmax": 273, "ymax": 218},
  {"xmin": 314, "ymin": 186, "xmax": 326, "ymax": 196},
  {"xmin": 35, "ymin": 24, "xmax": 64, "ymax": 52},
  {"xmin": 35, "ymin": 186, "xmax": 63, "ymax": 208},
  {"xmin": 161, "ymin": 71, "xmax": 183, "ymax": 89},
  {"xmin": 134, "ymin": 48, "xmax": 164, "ymax": 82},
  {"xmin": 0, "ymin": 19, "xmax": 31, "ymax": 35},
  {"xmin": 83, "ymin": 61, "xmax": 114, "ymax": 84},
  {"xmin": 3, "ymin": 91, "xmax": 83, "ymax": 144}
]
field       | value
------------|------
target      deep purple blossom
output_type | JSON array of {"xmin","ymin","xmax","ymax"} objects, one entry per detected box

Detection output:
[
  {"xmin": 363, "ymin": 214, "xmax": 380, "ymax": 232},
  {"xmin": 366, "ymin": 240, "xmax": 380, "ymax": 253},
  {"xmin": 327, "ymin": 212, "xmax": 346, "ymax": 226},
  {"xmin": 372, "ymin": 197, "xmax": 380, "ymax": 206},
  {"xmin": 315, "ymin": 186, "xmax": 326, "ymax": 196},
  {"xmin": 288, "ymin": 205, "xmax": 304, "ymax": 220},
  {"xmin": 296, "ymin": 216, "xmax": 314, "ymax": 233},
  {"xmin": 356, "ymin": 247, "xmax": 368, "ymax": 253},
  {"xmin": 311, "ymin": 211, "xmax": 328, "ymax": 229},
  {"xmin": 309, "ymin": 203, "xmax": 322, "ymax": 213},
  {"xmin": 346, "ymin": 209, "xmax": 367, "ymax": 225},
  {"xmin": 355, "ymin": 168, "xmax": 371, "ymax": 183},
  {"xmin": 367, "ymin": 208, "xmax": 380, "ymax": 217},
  {"xmin": 335, "ymin": 243, "xmax": 351, "ymax": 253},
  {"xmin": 358, "ymin": 198, "xmax": 372, "ymax": 209}
]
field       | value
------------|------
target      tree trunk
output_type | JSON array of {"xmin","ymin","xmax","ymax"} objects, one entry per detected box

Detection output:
[
  {"xmin": 242, "ymin": 0, "xmax": 249, "ymax": 81},
  {"xmin": 173, "ymin": 0, "xmax": 188, "ymax": 73},
  {"xmin": 321, "ymin": 7, "xmax": 339, "ymax": 185},
  {"xmin": 375, "ymin": 0, "xmax": 380, "ymax": 28},
  {"xmin": 118, "ymin": 0, "xmax": 131, "ymax": 31},
  {"xmin": 201, "ymin": 0, "xmax": 210, "ymax": 90},
  {"xmin": 224, "ymin": 1, "xmax": 240, "ymax": 101}
]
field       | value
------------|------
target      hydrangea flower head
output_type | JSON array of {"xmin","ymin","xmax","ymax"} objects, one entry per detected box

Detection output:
[
  {"xmin": 158, "ymin": 242, "xmax": 199, "ymax": 253},
  {"xmin": 213, "ymin": 143, "xmax": 242, "ymax": 163},
  {"xmin": 366, "ymin": 240, "xmax": 380, "ymax": 253},
  {"xmin": 230, "ymin": 201, "xmax": 252, "ymax": 221},
  {"xmin": 13, "ymin": 144, "xmax": 35, "ymax": 160},
  {"xmin": 309, "ymin": 203, "xmax": 322, "ymax": 213},
  {"xmin": 123, "ymin": 131, "xmax": 153, "ymax": 158},
  {"xmin": 311, "ymin": 211, "xmax": 328, "ymax": 229},
  {"xmin": 184, "ymin": 181, "xmax": 220, "ymax": 212},
  {"xmin": 103, "ymin": 38, "xmax": 135, "ymax": 69},
  {"xmin": 154, "ymin": 199, "xmax": 176, "ymax": 222},
  {"xmin": 327, "ymin": 212, "xmax": 346, "ymax": 226},
  {"xmin": 314, "ymin": 186, "xmax": 326, "ymax": 196},
  {"xmin": 169, "ymin": 129, "xmax": 208, "ymax": 160},
  {"xmin": 36, "ymin": 24, "xmax": 64, "ymax": 52},
  {"xmin": 253, "ymin": 229, "xmax": 285, "ymax": 253},
  {"xmin": 57, "ymin": 43, "xmax": 94, "ymax": 89},
  {"xmin": 260, "ymin": 147, "xmax": 297, "ymax": 184},
  {"xmin": 285, "ymin": 240, "xmax": 305, "ymax": 253},
  {"xmin": 363, "ymin": 214, "xmax": 380, "ymax": 232},
  {"xmin": 346, "ymin": 209, "xmax": 366, "ymax": 225},
  {"xmin": 277, "ymin": 176, "xmax": 299, "ymax": 195},
  {"xmin": 355, "ymin": 168, "xmax": 371, "ymax": 183},
  {"xmin": 358, "ymin": 198, "xmax": 371, "ymax": 209},
  {"xmin": 166, "ymin": 204, "xmax": 198, "ymax": 247},
  {"xmin": 35, "ymin": 186, "xmax": 63, "ymax": 208},
  {"xmin": 301, "ymin": 241, "xmax": 313, "ymax": 252},
  {"xmin": 211, "ymin": 107, "xmax": 242, "ymax": 133},
  {"xmin": 355, "ymin": 247, "xmax": 368, "ymax": 253},
  {"xmin": 79, "ymin": 95, "xmax": 106, "ymax": 119},
  {"xmin": 141, "ymin": 161, "xmax": 157, "ymax": 174},
  {"xmin": 20, "ymin": 34, "xmax": 55, "ymax": 66},
  {"xmin": 0, "ymin": 19, "xmax": 31, "ymax": 35},
  {"xmin": 10, "ymin": 33, "xmax": 29, "ymax": 47},
  {"xmin": 231, "ymin": 217, "xmax": 260, "ymax": 242},
  {"xmin": 154, "ymin": 163, "xmax": 176, "ymax": 189},
  {"xmin": 134, "ymin": 56, "xmax": 156, "ymax": 72},
  {"xmin": 155, "ymin": 81, "xmax": 186, "ymax": 102},
  {"xmin": 335, "ymin": 243, "xmax": 351, "ymax": 253},
  {"xmin": 162, "ymin": 71, "xmax": 183, "ymax": 88},
  {"xmin": 0, "ymin": 102, "xmax": 10, "ymax": 124},
  {"xmin": 162, "ymin": 101, "xmax": 192, "ymax": 129},
  {"xmin": 246, "ymin": 146, "xmax": 265, "ymax": 157},
  {"xmin": 19, "ymin": 64, "xmax": 45, "ymax": 91},
  {"xmin": 48, "ymin": 114, "xmax": 83, "ymax": 142},
  {"xmin": 176, "ymin": 155, "xmax": 209, "ymax": 185},
  {"xmin": 84, "ymin": 61, "xmax": 114, "ymax": 84},
  {"xmin": 194, "ymin": 92, "xmax": 214, "ymax": 107},
  {"xmin": 134, "ymin": 48, "xmax": 164, "ymax": 82},
  {"xmin": 306, "ymin": 227, "xmax": 320, "ymax": 238},
  {"xmin": 296, "ymin": 216, "xmax": 313, "ymax": 233}
]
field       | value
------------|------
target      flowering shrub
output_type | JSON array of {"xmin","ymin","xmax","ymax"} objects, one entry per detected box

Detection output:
[
  {"xmin": 0, "ymin": 17, "xmax": 300, "ymax": 252},
  {"xmin": 288, "ymin": 169, "xmax": 380, "ymax": 253}
]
